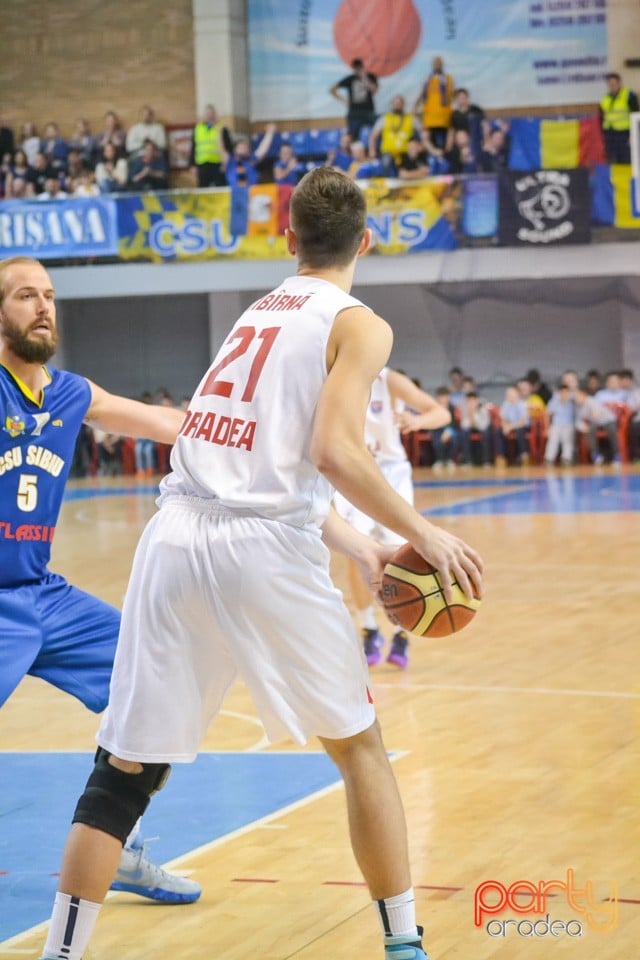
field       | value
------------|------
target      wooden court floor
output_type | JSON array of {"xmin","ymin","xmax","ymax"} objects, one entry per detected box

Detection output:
[{"xmin": 1, "ymin": 466, "xmax": 638, "ymax": 959}]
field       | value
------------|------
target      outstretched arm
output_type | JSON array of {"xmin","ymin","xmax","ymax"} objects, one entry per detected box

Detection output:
[{"xmin": 85, "ymin": 381, "xmax": 185, "ymax": 443}]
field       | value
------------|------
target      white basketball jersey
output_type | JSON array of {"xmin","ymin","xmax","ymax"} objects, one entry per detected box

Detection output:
[
  {"xmin": 162, "ymin": 275, "xmax": 367, "ymax": 526},
  {"xmin": 366, "ymin": 367, "xmax": 407, "ymax": 466}
]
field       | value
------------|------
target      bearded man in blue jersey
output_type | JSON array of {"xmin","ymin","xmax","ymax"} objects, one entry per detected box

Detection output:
[{"xmin": 0, "ymin": 255, "xmax": 201, "ymax": 905}]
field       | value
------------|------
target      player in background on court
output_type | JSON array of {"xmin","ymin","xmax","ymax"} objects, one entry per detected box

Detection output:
[
  {"xmin": 334, "ymin": 367, "xmax": 451, "ymax": 668},
  {"xmin": 0, "ymin": 256, "xmax": 201, "ymax": 905},
  {"xmin": 38, "ymin": 168, "xmax": 483, "ymax": 960}
]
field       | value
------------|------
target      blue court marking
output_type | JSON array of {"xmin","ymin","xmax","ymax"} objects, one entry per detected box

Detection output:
[
  {"xmin": 417, "ymin": 474, "xmax": 640, "ymax": 515},
  {"xmin": 0, "ymin": 751, "xmax": 342, "ymax": 942},
  {"xmin": 62, "ymin": 474, "xmax": 640, "ymax": 515}
]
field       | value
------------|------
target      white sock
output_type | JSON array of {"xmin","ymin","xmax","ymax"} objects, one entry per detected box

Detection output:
[
  {"xmin": 375, "ymin": 887, "xmax": 419, "ymax": 940},
  {"xmin": 357, "ymin": 605, "xmax": 378, "ymax": 631},
  {"xmin": 125, "ymin": 817, "xmax": 142, "ymax": 849},
  {"xmin": 42, "ymin": 892, "xmax": 102, "ymax": 960}
]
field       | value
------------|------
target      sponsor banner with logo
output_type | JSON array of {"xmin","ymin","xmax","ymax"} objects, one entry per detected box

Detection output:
[
  {"xmin": 115, "ymin": 180, "xmax": 470, "ymax": 262},
  {"xmin": 248, "ymin": 0, "xmax": 608, "ymax": 121},
  {"xmin": 498, "ymin": 168, "xmax": 591, "ymax": 245},
  {"xmin": 0, "ymin": 197, "xmax": 119, "ymax": 260}
]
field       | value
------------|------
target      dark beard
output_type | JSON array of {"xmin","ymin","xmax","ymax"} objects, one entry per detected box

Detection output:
[{"xmin": 0, "ymin": 315, "xmax": 59, "ymax": 363}]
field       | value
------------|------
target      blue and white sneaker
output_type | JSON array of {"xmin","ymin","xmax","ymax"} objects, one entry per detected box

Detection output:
[
  {"xmin": 385, "ymin": 927, "xmax": 430, "ymax": 959},
  {"xmin": 110, "ymin": 843, "xmax": 201, "ymax": 904}
]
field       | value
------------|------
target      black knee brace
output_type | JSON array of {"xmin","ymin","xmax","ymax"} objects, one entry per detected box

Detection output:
[{"xmin": 72, "ymin": 748, "xmax": 171, "ymax": 844}]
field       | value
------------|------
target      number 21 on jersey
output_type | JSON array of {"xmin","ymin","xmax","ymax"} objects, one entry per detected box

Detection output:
[{"xmin": 199, "ymin": 326, "xmax": 280, "ymax": 402}]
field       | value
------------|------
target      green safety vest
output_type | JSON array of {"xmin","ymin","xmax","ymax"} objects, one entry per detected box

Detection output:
[
  {"xmin": 600, "ymin": 88, "xmax": 632, "ymax": 131},
  {"xmin": 194, "ymin": 121, "xmax": 223, "ymax": 164}
]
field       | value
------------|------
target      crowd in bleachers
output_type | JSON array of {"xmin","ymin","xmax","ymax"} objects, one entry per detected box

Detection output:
[
  {"xmin": 407, "ymin": 366, "xmax": 640, "ymax": 470},
  {"xmin": 69, "ymin": 368, "xmax": 640, "ymax": 481},
  {"xmin": 0, "ymin": 106, "xmax": 170, "ymax": 200},
  {"xmin": 1, "ymin": 58, "xmax": 634, "ymax": 201}
]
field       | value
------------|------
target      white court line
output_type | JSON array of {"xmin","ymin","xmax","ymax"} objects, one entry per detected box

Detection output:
[
  {"xmin": 0, "ymin": 750, "xmax": 408, "ymax": 949},
  {"xmin": 375, "ymin": 681, "xmax": 640, "ymax": 699}
]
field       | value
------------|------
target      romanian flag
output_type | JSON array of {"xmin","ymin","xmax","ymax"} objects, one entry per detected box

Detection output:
[{"xmin": 509, "ymin": 117, "xmax": 606, "ymax": 171}]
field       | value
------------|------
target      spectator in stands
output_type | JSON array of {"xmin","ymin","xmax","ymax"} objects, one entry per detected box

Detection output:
[
  {"xmin": 223, "ymin": 124, "xmax": 276, "ymax": 187},
  {"xmin": 431, "ymin": 386, "xmax": 459, "ymax": 470},
  {"xmin": 21, "ymin": 121, "xmax": 40, "ymax": 166},
  {"xmin": 273, "ymin": 142, "xmax": 305, "ymax": 185},
  {"xmin": 0, "ymin": 153, "xmax": 12, "ymax": 196},
  {"xmin": 0, "ymin": 117, "xmax": 15, "ymax": 161},
  {"xmin": 134, "ymin": 393, "xmax": 157, "ymax": 478},
  {"xmin": 128, "ymin": 139, "xmax": 169, "ymax": 191},
  {"xmin": 561, "ymin": 368, "xmax": 579, "ymax": 394},
  {"xmin": 64, "ymin": 148, "xmax": 87, "ymax": 185},
  {"xmin": 599, "ymin": 71, "xmax": 639, "ymax": 165},
  {"xmin": 69, "ymin": 118, "xmax": 98, "ymax": 169},
  {"xmin": 330, "ymin": 58, "xmax": 379, "ymax": 142},
  {"xmin": 414, "ymin": 55, "xmax": 454, "ymax": 152},
  {"xmin": 397, "ymin": 139, "xmax": 430, "ymax": 180},
  {"xmin": 126, "ymin": 105, "xmax": 167, "ymax": 156},
  {"xmin": 586, "ymin": 368, "xmax": 603, "ymax": 395},
  {"xmin": 447, "ymin": 88, "xmax": 487, "ymax": 157},
  {"xmin": 71, "ymin": 169, "xmax": 100, "ymax": 197},
  {"xmin": 95, "ymin": 142, "xmax": 129, "ymax": 193},
  {"xmin": 4, "ymin": 149, "xmax": 32, "ymax": 199},
  {"xmin": 96, "ymin": 431, "xmax": 123, "ymax": 477},
  {"xmin": 41, "ymin": 122, "xmax": 69, "ymax": 172},
  {"xmin": 517, "ymin": 377, "xmax": 546, "ymax": 412},
  {"xmin": 445, "ymin": 129, "xmax": 478, "ymax": 174},
  {"xmin": 625, "ymin": 375, "xmax": 640, "ymax": 459},
  {"xmin": 575, "ymin": 383, "xmax": 620, "ymax": 465},
  {"xmin": 346, "ymin": 141, "xmax": 383, "ymax": 180},
  {"xmin": 544, "ymin": 382, "xmax": 575, "ymax": 466},
  {"xmin": 595, "ymin": 371, "xmax": 628, "ymax": 404},
  {"xmin": 190, "ymin": 104, "xmax": 231, "ymax": 188},
  {"xmin": 458, "ymin": 391, "xmax": 493, "ymax": 467},
  {"xmin": 36, "ymin": 177, "xmax": 68, "ymax": 201},
  {"xmin": 326, "ymin": 131, "xmax": 352, "ymax": 172},
  {"xmin": 478, "ymin": 125, "xmax": 509, "ymax": 173},
  {"xmin": 448, "ymin": 366, "xmax": 466, "ymax": 409},
  {"xmin": 97, "ymin": 110, "xmax": 127, "ymax": 154},
  {"xmin": 619, "ymin": 368, "xmax": 635, "ymax": 399},
  {"xmin": 26, "ymin": 152, "xmax": 59, "ymax": 195},
  {"xmin": 368, "ymin": 95, "xmax": 418, "ymax": 175},
  {"xmin": 494, "ymin": 384, "xmax": 530, "ymax": 464},
  {"xmin": 526, "ymin": 367, "xmax": 551, "ymax": 404}
]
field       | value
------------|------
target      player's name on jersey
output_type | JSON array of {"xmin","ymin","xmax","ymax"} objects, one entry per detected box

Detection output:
[
  {"xmin": 180, "ymin": 410, "xmax": 256, "ymax": 451},
  {"xmin": 0, "ymin": 444, "xmax": 65, "ymax": 477},
  {"xmin": 252, "ymin": 292, "xmax": 311, "ymax": 312},
  {"xmin": 0, "ymin": 520, "xmax": 55, "ymax": 541}
]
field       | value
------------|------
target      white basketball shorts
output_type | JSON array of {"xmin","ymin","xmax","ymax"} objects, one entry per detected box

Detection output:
[
  {"xmin": 333, "ymin": 458, "xmax": 413, "ymax": 546},
  {"xmin": 98, "ymin": 496, "xmax": 376, "ymax": 762}
]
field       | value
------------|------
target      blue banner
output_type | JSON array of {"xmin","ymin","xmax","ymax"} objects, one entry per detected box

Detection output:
[{"xmin": 0, "ymin": 197, "xmax": 118, "ymax": 260}]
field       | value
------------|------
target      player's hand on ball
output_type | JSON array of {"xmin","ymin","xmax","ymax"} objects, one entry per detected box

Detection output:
[
  {"xmin": 355, "ymin": 539, "xmax": 397, "ymax": 596},
  {"xmin": 413, "ymin": 522, "xmax": 484, "ymax": 603}
]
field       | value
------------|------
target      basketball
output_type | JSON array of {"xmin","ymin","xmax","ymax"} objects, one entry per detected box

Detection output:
[
  {"xmin": 333, "ymin": 0, "xmax": 422, "ymax": 77},
  {"xmin": 381, "ymin": 543, "xmax": 481, "ymax": 638}
]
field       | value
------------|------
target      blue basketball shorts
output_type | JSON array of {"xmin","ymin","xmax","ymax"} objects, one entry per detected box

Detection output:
[{"xmin": 0, "ymin": 573, "xmax": 120, "ymax": 713}]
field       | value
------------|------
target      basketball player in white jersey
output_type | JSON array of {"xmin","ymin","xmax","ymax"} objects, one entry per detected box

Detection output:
[
  {"xmin": 334, "ymin": 367, "xmax": 451, "ymax": 668},
  {"xmin": 39, "ymin": 168, "xmax": 483, "ymax": 960}
]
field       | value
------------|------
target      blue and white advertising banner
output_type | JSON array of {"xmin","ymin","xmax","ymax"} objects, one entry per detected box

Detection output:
[
  {"xmin": 248, "ymin": 0, "xmax": 609, "ymax": 120},
  {"xmin": 0, "ymin": 197, "xmax": 118, "ymax": 260}
]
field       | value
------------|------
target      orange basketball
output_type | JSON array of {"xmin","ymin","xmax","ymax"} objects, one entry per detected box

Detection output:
[
  {"xmin": 381, "ymin": 543, "xmax": 481, "ymax": 638},
  {"xmin": 333, "ymin": 0, "xmax": 422, "ymax": 78}
]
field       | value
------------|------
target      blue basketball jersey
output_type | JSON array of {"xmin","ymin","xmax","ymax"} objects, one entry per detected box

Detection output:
[{"xmin": 0, "ymin": 364, "xmax": 91, "ymax": 586}]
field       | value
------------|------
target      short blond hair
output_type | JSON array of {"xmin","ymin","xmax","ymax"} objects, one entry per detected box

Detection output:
[{"xmin": 0, "ymin": 256, "xmax": 45, "ymax": 305}]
